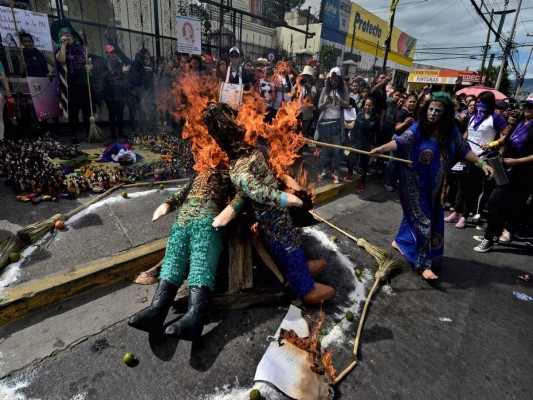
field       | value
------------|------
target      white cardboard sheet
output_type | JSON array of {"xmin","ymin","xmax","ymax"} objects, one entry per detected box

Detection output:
[{"xmin": 254, "ymin": 305, "xmax": 332, "ymax": 400}]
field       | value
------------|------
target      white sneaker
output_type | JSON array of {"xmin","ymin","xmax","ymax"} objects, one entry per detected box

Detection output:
[
  {"xmin": 474, "ymin": 237, "xmax": 495, "ymax": 253},
  {"xmin": 471, "ymin": 213, "xmax": 481, "ymax": 223},
  {"xmin": 384, "ymin": 184, "xmax": 394, "ymax": 192},
  {"xmin": 499, "ymin": 229, "xmax": 512, "ymax": 243},
  {"xmin": 320, "ymin": 170, "xmax": 328, "ymax": 178}
]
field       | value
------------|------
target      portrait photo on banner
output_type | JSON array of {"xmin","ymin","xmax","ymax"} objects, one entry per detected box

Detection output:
[{"xmin": 176, "ymin": 15, "xmax": 201, "ymax": 55}]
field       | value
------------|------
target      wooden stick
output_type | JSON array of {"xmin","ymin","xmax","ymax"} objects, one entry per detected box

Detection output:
[
  {"xmin": 123, "ymin": 178, "xmax": 190, "ymax": 188},
  {"xmin": 64, "ymin": 183, "xmax": 125, "ymax": 219},
  {"xmin": 307, "ymin": 139, "xmax": 412, "ymax": 164},
  {"xmin": 311, "ymin": 212, "xmax": 361, "ymax": 243},
  {"xmin": 353, "ymin": 278, "xmax": 380, "ymax": 356},
  {"xmin": 334, "ymin": 360, "xmax": 357, "ymax": 385}
]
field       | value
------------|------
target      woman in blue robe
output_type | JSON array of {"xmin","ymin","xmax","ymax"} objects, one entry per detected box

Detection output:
[{"xmin": 371, "ymin": 92, "xmax": 494, "ymax": 280}]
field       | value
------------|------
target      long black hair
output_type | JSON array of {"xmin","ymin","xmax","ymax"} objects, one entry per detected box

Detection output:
[{"xmin": 418, "ymin": 99, "xmax": 456, "ymax": 147}]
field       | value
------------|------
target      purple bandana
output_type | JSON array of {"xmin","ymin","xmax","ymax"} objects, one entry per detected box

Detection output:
[{"xmin": 472, "ymin": 102, "xmax": 488, "ymax": 130}]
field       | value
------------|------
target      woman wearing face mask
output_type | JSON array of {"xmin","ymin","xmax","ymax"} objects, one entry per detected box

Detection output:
[
  {"xmin": 444, "ymin": 91, "xmax": 509, "ymax": 229},
  {"xmin": 370, "ymin": 92, "xmax": 493, "ymax": 281}
]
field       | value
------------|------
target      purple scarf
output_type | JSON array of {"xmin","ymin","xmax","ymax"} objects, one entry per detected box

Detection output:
[
  {"xmin": 472, "ymin": 102, "xmax": 488, "ymax": 130},
  {"xmin": 509, "ymin": 120, "xmax": 532, "ymax": 150}
]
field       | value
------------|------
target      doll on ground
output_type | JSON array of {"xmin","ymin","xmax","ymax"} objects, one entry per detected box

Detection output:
[
  {"xmin": 128, "ymin": 166, "xmax": 245, "ymax": 340},
  {"xmin": 203, "ymin": 102, "xmax": 335, "ymax": 304}
]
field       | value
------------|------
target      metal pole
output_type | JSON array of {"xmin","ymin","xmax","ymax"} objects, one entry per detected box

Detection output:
[
  {"xmin": 382, "ymin": 0, "xmax": 399, "ymax": 72},
  {"xmin": 515, "ymin": 45, "xmax": 533, "ymax": 97},
  {"xmin": 304, "ymin": 6, "xmax": 311, "ymax": 49},
  {"xmin": 153, "ymin": 0, "xmax": 161, "ymax": 58},
  {"xmin": 480, "ymin": 9, "xmax": 494, "ymax": 85},
  {"xmin": 495, "ymin": 0, "xmax": 522, "ymax": 90},
  {"xmin": 219, "ymin": 0, "xmax": 224, "ymax": 58},
  {"xmin": 349, "ymin": 14, "xmax": 356, "ymax": 55}
]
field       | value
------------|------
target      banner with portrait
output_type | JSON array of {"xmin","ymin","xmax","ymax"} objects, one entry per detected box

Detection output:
[
  {"xmin": 176, "ymin": 16, "xmax": 202, "ymax": 55},
  {"xmin": 0, "ymin": 6, "xmax": 53, "ymax": 51},
  {"xmin": 27, "ymin": 76, "xmax": 63, "ymax": 120}
]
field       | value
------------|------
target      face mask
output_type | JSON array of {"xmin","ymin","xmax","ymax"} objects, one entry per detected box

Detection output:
[
  {"xmin": 472, "ymin": 102, "xmax": 489, "ymax": 129},
  {"xmin": 427, "ymin": 106, "xmax": 444, "ymax": 121}
]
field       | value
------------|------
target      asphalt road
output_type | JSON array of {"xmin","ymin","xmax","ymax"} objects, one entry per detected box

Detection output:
[{"xmin": 1, "ymin": 177, "xmax": 532, "ymax": 400}]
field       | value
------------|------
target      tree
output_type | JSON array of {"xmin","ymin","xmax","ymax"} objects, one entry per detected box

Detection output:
[
  {"xmin": 318, "ymin": 45, "xmax": 337, "ymax": 76},
  {"xmin": 479, "ymin": 65, "xmax": 512, "ymax": 96},
  {"xmin": 262, "ymin": 0, "xmax": 306, "ymax": 27}
]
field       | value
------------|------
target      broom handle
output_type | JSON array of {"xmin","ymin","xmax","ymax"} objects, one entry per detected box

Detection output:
[
  {"xmin": 123, "ymin": 178, "xmax": 190, "ymax": 188},
  {"xmin": 64, "ymin": 183, "xmax": 125, "ymax": 219},
  {"xmin": 311, "ymin": 212, "xmax": 361, "ymax": 243},
  {"xmin": 8, "ymin": 0, "xmax": 25, "ymax": 69},
  {"xmin": 334, "ymin": 360, "xmax": 357, "ymax": 385},
  {"xmin": 353, "ymin": 278, "xmax": 380, "ymax": 356},
  {"xmin": 84, "ymin": 48, "xmax": 96, "ymax": 117},
  {"xmin": 307, "ymin": 139, "xmax": 412, "ymax": 164}
]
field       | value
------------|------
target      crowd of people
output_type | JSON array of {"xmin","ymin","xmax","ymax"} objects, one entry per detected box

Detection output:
[{"xmin": 1, "ymin": 19, "xmax": 532, "ymax": 291}]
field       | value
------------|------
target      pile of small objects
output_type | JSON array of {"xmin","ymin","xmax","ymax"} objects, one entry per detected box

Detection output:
[
  {"xmin": 1, "ymin": 133, "xmax": 194, "ymax": 204},
  {"xmin": 0, "ymin": 135, "xmax": 78, "ymax": 196}
]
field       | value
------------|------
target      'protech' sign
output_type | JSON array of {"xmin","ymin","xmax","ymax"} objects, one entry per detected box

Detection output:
[{"xmin": 354, "ymin": 12, "xmax": 382, "ymax": 39}]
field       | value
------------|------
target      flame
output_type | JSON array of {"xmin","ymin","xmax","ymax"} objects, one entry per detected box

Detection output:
[
  {"xmin": 278, "ymin": 306, "xmax": 336, "ymax": 383},
  {"xmin": 168, "ymin": 67, "xmax": 304, "ymax": 176}
]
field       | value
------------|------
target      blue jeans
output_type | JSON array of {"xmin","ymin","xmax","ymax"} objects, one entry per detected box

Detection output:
[{"xmin": 318, "ymin": 120, "xmax": 341, "ymax": 173}]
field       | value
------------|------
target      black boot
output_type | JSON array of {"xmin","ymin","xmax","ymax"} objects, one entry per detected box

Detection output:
[
  {"xmin": 164, "ymin": 286, "xmax": 210, "ymax": 341},
  {"xmin": 128, "ymin": 280, "xmax": 178, "ymax": 333}
]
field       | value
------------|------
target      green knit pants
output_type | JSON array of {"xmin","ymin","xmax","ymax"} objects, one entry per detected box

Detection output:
[{"xmin": 159, "ymin": 217, "xmax": 223, "ymax": 290}]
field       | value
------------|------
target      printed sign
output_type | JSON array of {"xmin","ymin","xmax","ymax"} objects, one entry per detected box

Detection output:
[
  {"xmin": 27, "ymin": 76, "xmax": 63, "ymax": 120},
  {"xmin": 0, "ymin": 7, "xmax": 53, "ymax": 51},
  {"xmin": 176, "ymin": 16, "xmax": 202, "ymax": 55}
]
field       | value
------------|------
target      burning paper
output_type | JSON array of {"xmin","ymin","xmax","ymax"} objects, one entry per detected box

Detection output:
[{"xmin": 254, "ymin": 305, "xmax": 333, "ymax": 400}]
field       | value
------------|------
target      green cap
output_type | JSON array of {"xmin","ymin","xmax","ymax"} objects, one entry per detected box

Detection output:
[{"xmin": 430, "ymin": 91, "xmax": 452, "ymax": 107}]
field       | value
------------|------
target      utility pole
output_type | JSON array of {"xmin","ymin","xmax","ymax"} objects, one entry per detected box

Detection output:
[
  {"xmin": 304, "ymin": 6, "xmax": 311, "ymax": 49},
  {"xmin": 515, "ymin": 44, "xmax": 533, "ymax": 97},
  {"xmin": 480, "ymin": 9, "xmax": 494, "ymax": 85},
  {"xmin": 495, "ymin": 0, "xmax": 522, "ymax": 90},
  {"xmin": 382, "ymin": 0, "xmax": 400, "ymax": 72}
]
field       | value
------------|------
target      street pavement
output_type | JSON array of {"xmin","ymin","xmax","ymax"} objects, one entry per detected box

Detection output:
[{"xmin": 1, "ymin": 157, "xmax": 533, "ymax": 399}]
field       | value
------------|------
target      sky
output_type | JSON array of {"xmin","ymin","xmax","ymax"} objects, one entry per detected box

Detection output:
[{"xmin": 302, "ymin": 0, "xmax": 533, "ymax": 79}]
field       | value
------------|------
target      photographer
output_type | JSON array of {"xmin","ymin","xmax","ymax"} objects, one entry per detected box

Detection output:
[{"xmin": 295, "ymin": 66, "xmax": 317, "ymax": 140}]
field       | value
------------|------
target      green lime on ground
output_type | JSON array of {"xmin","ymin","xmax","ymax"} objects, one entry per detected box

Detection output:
[
  {"xmin": 8, "ymin": 252, "xmax": 21, "ymax": 263},
  {"xmin": 346, "ymin": 311, "xmax": 354, "ymax": 321},
  {"xmin": 354, "ymin": 268, "xmax": 362, "ymax": 278},
  {"xmin": 331, "ymin": 235, "xmax": 338, "ymax": 242},
  {"xmin": 159, "ymin": 184, "xmax": 164, "ymax": 190},
  {"xmin": 123, "ymin": 352, "xmax": 135, "ymax": 364},
  {"xmin": 249, "ymin": 388, "xmax": 261, "ymax": 400}
]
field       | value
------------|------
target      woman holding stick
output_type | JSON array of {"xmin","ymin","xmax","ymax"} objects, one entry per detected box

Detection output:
[{"xmin": 370, "ymin": 92, "xmax": 494, "ymax": 280}]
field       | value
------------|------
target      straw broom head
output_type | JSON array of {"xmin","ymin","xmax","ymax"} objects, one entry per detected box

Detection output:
[
  {"xmin": 356, "ymin": 238, "xmax": 390, "ymax": 265},
  {"xmin": 88, "ymin": 116, "xmax": 105, "ymax": 143},
  {"xmin": 0, "ymin": 214, "xmax": 64, "ymax": 271}
]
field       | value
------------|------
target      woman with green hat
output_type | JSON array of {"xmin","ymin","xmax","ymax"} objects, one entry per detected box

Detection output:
[
  {"xmin": 371, "ymin": 92, "xmax": 494, "ymax": 281},
  {"xmin": 52, "ymin": 20, "xmax": 90, "ymax": 144}
]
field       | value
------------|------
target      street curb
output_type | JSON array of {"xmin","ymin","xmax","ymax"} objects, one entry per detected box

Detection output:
[
  {"xmin": 0, "ymin": 179, "xmax": 362, "ymax": 327},
  {"xmin": 0, "ymin": 239, "xmax": 166, "ymax": 327}
]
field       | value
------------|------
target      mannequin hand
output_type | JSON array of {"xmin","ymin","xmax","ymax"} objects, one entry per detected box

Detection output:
[
  {"xmin": 212, "ymin": 205, "xmax": 237, "ymax": 228},
  {"xmin": 286, "ymin": 193, "xmax": 303, "ymax": 207},
  {"xmin": 152, "ymin": 203, "xmax": 170, "ymax": 221}
]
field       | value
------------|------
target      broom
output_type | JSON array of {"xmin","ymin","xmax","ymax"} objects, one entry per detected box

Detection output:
[
  {"xmin": 0, "ymin": 184, "xmax": 125, "ymax": 271},
  {"xmin": 310, "ymin": 212, "xmax": 402, "ymax": 356},
  {"xmin": 85, "ymin": 48, "xmax": 104, "ymax": 143}
]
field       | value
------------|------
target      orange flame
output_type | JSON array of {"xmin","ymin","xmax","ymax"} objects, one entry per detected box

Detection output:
[
  {"xmin": 278, "ymin": 306, "xmax": 336, "ymax": 383},
  {"xmin": 168, "ymin": 68, "xmax": 304, "ymax": 176}
]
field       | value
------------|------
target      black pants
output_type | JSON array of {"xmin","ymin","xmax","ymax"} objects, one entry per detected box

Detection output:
[
  {"xmin": 68, "ymin": 85, "xmax": 91, "ymax": 139},
  {"xmin": 485, "ymin": 183, "xmax": 531, "ymax": 239},
  {"xmin": 107, "ymin": 99, "xmax": 125, "ymax": 138}
]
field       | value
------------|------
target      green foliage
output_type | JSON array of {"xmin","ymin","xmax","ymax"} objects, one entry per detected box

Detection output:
[
  {"xmin": 479, "ymin": 65, "xmax": 512, "ymax": 96},
  {"xmin": 318, "ymin": 45, "xmax": 337, "ymax": 75}
]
